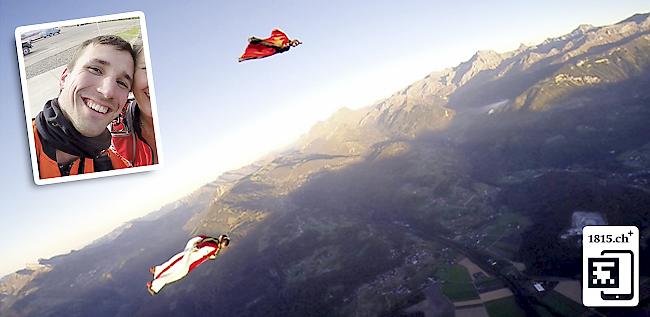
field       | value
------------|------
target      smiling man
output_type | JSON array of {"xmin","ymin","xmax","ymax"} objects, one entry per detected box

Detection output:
[{"xmin": 33, "ymin": 35, "xmax": 135, "ymax": 179}]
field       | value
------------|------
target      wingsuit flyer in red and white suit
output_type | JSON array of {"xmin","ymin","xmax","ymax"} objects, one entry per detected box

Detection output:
[{"xmin": 147, "ymin": 234, "xmax": 230, "ymax": 295}]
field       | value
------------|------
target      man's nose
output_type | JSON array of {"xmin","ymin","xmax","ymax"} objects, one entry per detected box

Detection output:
[{"xmin": 97, "ymin": 77, "xmax": 118, "ymax": 99}]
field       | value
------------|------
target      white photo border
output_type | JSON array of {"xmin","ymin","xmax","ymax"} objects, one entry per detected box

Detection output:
[{"xmin": 15, "ymin": 11, "xmax": 163, "ymax": 185}]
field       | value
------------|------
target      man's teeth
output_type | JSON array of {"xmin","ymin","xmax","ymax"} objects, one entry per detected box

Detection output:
[{"xmin": 86, "ymin": 100, "xmax": 109, "ymax": 114}]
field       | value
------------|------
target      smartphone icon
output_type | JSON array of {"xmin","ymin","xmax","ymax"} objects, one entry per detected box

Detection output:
[{"xmin": 599, "ymin": 250, "xmax": 634, "ymax": 300}]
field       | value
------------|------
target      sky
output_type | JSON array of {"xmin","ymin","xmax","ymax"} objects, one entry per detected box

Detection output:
[{"xmin": 0, "ymin": 0, "xmax": 648, "ymax": 277}]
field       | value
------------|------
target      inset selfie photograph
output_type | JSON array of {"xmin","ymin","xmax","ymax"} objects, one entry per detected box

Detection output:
[{"xmin": 15, "ymin": 11, "xmax": 160, "ymax": 185}]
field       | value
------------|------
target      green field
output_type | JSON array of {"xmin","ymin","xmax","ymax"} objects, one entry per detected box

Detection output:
[
  {"xmin": 475, "ymin": 277, "xmax": 506, "ymax": 292},
  {"xmin": 478, "ymin": 212, "xmax": 529, "ymax": 250},
  {"xmin": 484, "ymin": 296, "xmax": 526, "ymax": 317},
  {"xmin": 437, "ymin": 264, "xmax": 473, "ymax": 283},
  {"xmin": 116, "ymin": 26, "xmax": 141, "ymax": 41},
  {"xmin": 436, "ymin": 264, "xmax": 480, "ymax": 301}
]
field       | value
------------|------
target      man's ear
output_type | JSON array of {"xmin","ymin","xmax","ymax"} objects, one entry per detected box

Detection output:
[{"xmin": 59, "ymin": 68, "xmax": 69, "ymax": 91}]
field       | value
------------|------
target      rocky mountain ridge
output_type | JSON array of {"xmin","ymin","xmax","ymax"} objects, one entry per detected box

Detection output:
[{"xmin": 297, "ymin": 13, "xmax": 650, "ymax": 147}]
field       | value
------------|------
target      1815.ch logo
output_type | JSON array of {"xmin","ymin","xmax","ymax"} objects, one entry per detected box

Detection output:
[{"xmin": 583, "ymin": 226, "xmax": 639, "ymax": 307}]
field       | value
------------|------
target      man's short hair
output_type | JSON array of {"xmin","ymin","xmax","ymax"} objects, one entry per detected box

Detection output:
[{"xmin": 67, "ymin": 35, "xmax": 135, "ymax": 70}]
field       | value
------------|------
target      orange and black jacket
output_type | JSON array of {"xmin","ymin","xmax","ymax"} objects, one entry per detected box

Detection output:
[{"xmin": 33, "ymin": 122, "xmax": 130, "ymax": 179}]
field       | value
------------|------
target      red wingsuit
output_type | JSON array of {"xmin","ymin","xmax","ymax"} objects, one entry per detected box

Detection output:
[{"xmin": 239, "ymin": 29, "xmax": 301, "ymax": 62}]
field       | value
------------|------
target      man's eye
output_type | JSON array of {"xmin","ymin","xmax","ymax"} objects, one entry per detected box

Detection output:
[
  {"xmin": 88, "ymin": 66, "xmax": 102, "ymax": 75},
  {"xmin": 117, "ymin": 80, "xmax": 129, "ymax": 89}
]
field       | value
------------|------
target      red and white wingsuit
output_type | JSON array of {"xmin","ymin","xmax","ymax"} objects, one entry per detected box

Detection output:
[{"xmin": 149, "ymin": 235, "xmax": 222, "ymax": 294}]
